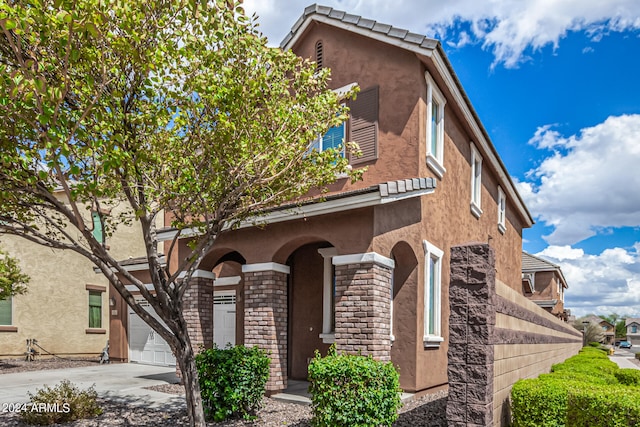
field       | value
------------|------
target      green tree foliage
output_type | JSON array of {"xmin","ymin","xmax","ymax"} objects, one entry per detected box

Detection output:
[
  {"xmin": 0, "ymin": 248, "xmax": 29, "ymax": 300},
  {"xmin": 0, "ymin": 1, "xmax": 360, "ymax": 425}
]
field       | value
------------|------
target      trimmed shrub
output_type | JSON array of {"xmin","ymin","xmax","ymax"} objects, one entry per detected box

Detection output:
[
  {"xmin": 20, "ymin": 380, "xmax": 102, "ymax": 425},
  {"xmin": 511, "ymin": 346, "xmax": 640, "ymax": 426},
  {"xmin": 567, "ymin": 385, "xmax": 640, "ymax": 426},
  {"xmin": 308, "ymin": 346, "xmax": 402, "ymax": 427},
  {"xmin": 195, "ymin": 345, "xmax": 270, "ymax": 422},
  {"xmin": 615, "ymin": 368, "xmax": 640, "ymax": 386},
  {"xmin": 511, "ymin": 378, "xmax": 568, "ymax": 427}
]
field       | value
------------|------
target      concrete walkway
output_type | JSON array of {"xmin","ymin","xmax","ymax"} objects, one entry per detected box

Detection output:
[
  {"xmin": 609, "ymin": 348, "xmax": 640, "ymax": 369},
  {"xmin": 0, "ymin": 363, "xmax": 185, "ymax": 408}
]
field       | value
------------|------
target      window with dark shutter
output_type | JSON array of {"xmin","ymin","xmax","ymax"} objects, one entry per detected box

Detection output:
[{"xmin": 349, "ymin": 86, "xmax": 379, "ymax": 165}]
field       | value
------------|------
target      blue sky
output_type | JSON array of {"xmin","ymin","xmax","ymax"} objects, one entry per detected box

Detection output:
[{"xmin": 244, "ymin": 1, "xmax": 640, "ymax": 319}]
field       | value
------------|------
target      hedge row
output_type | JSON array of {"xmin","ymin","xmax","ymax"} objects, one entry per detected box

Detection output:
[{"xmin": 511, "ymin": 347, "xmax": 640, "ymax": 427}]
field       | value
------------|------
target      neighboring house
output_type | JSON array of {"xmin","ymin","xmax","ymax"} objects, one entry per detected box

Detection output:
[
  {"xmin": 0, "ymin": 190, "xmax": 144, "ymax": 360},
  {"xmin": 109, "ymin": 4, "xmax": 535, "ymax": 395},
  {"xmin": 521, "ymin": 252, "xmax": 568, "ymax": 320},
  {"xmin": 582, "ymin": 315, "xmax": 615, "ymax": 345},
  {"xmin": 626, "ymin": 318, "xmax": 640, "ymax": 345}
]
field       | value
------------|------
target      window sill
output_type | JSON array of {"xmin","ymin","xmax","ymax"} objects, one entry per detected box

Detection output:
[
  {"xmin": 0, "ymin": 326, "xmax": 18, "ymax": 333},
  {"xmin": 423, "ymin": 335, "xmax": 444, "ymax": 348},
  {"xmin": 85, "ymin": 328, "xmax": 106, "ymax": 334},
  {"xmin": 470, "ymin": 201, "xmax": 483, "ymax": 218},
  {"xmin": 319, "ymin": 333, "xmax": 335, "ymax": 344},
  {"xmin": 426, "ymin": 154, "xmax": 446, "ymax": 179},
  {"xmin": 498, "ymin": 223, "xmax": 506, "ymax": 235}
]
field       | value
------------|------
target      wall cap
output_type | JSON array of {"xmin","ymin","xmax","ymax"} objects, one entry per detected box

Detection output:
[
  {"xmin": 332, "ymin": 252, "xmax": 395, "ymax": 269},
  {"xmin": 242, "ymin": 262, "xmax": 291, "ymax": 274}
]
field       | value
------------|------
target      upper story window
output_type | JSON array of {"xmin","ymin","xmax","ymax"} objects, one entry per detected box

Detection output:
[
  {"xmin": 498, "ymin": 186, "xmax": 506, "ymax": 234},
  {"xmin": 423, "ymin": 240, "xmax": 444, "ymax": 347},
  {"xmin": 632, "ymin": 325, "xmax": 638, "ymax": 334},
  {"xmin": 425, "ymin": 72, "xmax": 446, "ymax": 179},
  {"xmin": 470, "ymin": 142, "xmax": 483, "ymax": 218},
  {"xmin": 309, "ymin": 84, "xmax": 379, "ymax": 166},
  {"xmin": 91, "ymin": 211, "xmax": 104, "ymax": 244},
  {"xmin": 311, "ymin": 122, "xmax": 346, "ymax": 157}
]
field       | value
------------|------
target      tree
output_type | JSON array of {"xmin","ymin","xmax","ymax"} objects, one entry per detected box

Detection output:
[
  {"xmin": 0, "ymin": 248, "xmax": 29, "ymax": 300},
  {"xmin": 573, "ymin": 319, "xmax": 605, "ymax": 345},
  {"xmin": 0, "ymin": 1, "xmax": 360, "ymax": 425}
]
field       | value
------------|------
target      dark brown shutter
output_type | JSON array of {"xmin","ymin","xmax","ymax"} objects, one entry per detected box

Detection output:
[{"xmin": 349, "ymin": 85, "xmax": 379, "ymax": 165}]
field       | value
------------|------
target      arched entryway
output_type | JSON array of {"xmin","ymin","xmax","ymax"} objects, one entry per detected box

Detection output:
[{"xmin": 285, "ymin": 241, "xmax": 334, "ymax": 380}]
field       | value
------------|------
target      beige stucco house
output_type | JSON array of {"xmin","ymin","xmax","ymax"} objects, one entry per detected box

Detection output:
[{"xmin": 0, "ymin": 191, "xmax": 144, "ymax": 359}]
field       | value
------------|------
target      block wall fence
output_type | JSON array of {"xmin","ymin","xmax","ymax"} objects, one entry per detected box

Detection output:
[{"xmin": 447, "ymin": 243, "xmax": 583, "ymax": 427}]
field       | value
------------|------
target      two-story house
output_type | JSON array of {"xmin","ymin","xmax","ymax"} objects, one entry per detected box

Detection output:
[
  {"xmin": 626, "ymin": 318, "xmax": 640, "ymax": 345},
  {"xmin": 582, "ymin": 315, "xmax": 615, "ymax": 345},
  {"xmin": 108, "ymin": 4, "xmax": 534, "ymax": 395},
  {"xmin": 0, "ymin": 189, "xmax": 144, "ymax": 360},
  {"xmin": 521, "ymin": 252, "xmax": 568, "ymax": 320}
]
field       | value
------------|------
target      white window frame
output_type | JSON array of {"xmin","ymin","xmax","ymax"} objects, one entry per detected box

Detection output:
[
  {"xmin": 425, "ymin": 72, "xmax": 446, "ymax": 179},
  {"xmin": 318, "ymin": 247, "xmax": 338, "ymax": 344},
  {"xmin": 497, "ymin": 186, "xmax": 506, "ymax": 234},
  {"xmin": 423, "ymin": 240, "xmax": 444, "ymax": 347},
  {"xmin": 390, "ymin": 270, "xmax": 395, "ymax": 344},
  {"xmin": 470, "ymin": 142, "xmax": 483, "ymax": 218}
]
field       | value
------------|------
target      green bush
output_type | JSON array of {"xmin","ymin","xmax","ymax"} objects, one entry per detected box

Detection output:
[
  {"xmin": 567, "ymin": 385, "xmax": 640, "ymax": 426},
  {"xmin": 511, "ymin": 378, "xmax": 569, "ymax": 427},
  {"xmin": 615, "ymin": 368, "xmax": 640, "ymax": 386},
  {"xmin": 20, "ymin": 380, "xmax": 102, "ymax": 425},
  {"xmin": 511, "ymin": 346, "xmax": 640, "ymax": 426},
  {"xmin": 308, "ymin": 346, "xmax": 402, "ymax": 427},
  {"xmin": 195, "ymin": 345, "xmax": 270, "ymax": 422}
]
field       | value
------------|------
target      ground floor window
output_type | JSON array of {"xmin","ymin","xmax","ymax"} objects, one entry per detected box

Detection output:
[
  {"xmin": 0, "ymin": 297, "xmax": 12, "ymax": 325},
  {"xmin": 423, "ymin": 240, "xmax": 444, "ymax": 347}
]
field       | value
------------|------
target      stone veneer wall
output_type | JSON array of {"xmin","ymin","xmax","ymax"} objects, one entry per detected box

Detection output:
[
  {"xmin": 447, "ymin": 244, "xmax": 582, "ymax": 427},
  {"xmin": 333, "ymin": 254, "xmax": 393, "ymax": 361},
  {"xmin": 242, "ymin": 264, "xmax": 289, "ymax": 393}
]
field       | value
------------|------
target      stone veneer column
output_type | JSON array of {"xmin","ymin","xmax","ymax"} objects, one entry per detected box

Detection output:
[
  {"xmin": 447, "ymin": 244, "xmax": 496, "ymax": 427},
  {"xmin": 332, "ymin": 252, "xmax": 394, "ymax": 361},
  {"xmin": 242, "ymin": 262, "xmax": 289, "ymax": 393},
  {"xmin": 182, "ymin": 269, "xmax": 215, "ymax": 349}
]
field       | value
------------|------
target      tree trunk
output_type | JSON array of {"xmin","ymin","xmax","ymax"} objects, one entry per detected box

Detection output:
[{"xmin": 176, "ymin": 341, "xmax": 206, "ymax": 427}]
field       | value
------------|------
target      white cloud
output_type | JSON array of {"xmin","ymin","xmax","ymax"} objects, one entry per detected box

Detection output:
[
  {"xmin": 243, "ymin": 0, "xmax": 640, "ymax": 67},
  {"xmin": 536, "ymin": 244, "xmax": 640, "ymax": 318},
  {"xmin": 519, "ymin": 114, "xmax": 640, "ymax": 245}
]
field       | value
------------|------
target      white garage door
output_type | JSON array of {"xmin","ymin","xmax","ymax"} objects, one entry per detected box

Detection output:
[
  {"xmin": 214, "ymin": 292, "xmax": 236, "ymax": 348},
  {"xmin": 128, "ymin": 299, "xmax": 176, "ymax": 366}
]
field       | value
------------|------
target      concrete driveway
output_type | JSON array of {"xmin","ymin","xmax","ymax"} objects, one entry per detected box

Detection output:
[{"xmin": 0, "ymin": 363, "xmax": 185, "ymax": 408}]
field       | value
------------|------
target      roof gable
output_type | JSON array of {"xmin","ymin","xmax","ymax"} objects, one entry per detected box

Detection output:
[
  {"xmin": 522, "ymin": 251, "xmax": 568, "ymax": 289},
  {"xmin": 281, "ymin": 4, "xmax": 534, "ymax": 228}
]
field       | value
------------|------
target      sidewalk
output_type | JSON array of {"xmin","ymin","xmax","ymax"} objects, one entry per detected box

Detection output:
[
  {"xmin": 0, "ymin": 363, "xmax": 185, "ymax": 408},
  {"xmin": 608, "ymin": 348, "xmax": 640, "ymax": 369}
]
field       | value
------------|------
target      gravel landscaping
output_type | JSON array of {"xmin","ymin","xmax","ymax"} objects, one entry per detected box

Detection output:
[{"xmin": 0, "ymin": 357, "xmax": 448, "ymax": 426}]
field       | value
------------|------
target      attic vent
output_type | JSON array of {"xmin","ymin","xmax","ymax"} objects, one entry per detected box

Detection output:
[{"xmin": 315, "ymin": 40, "xmax": 323, "ymax": 71}]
